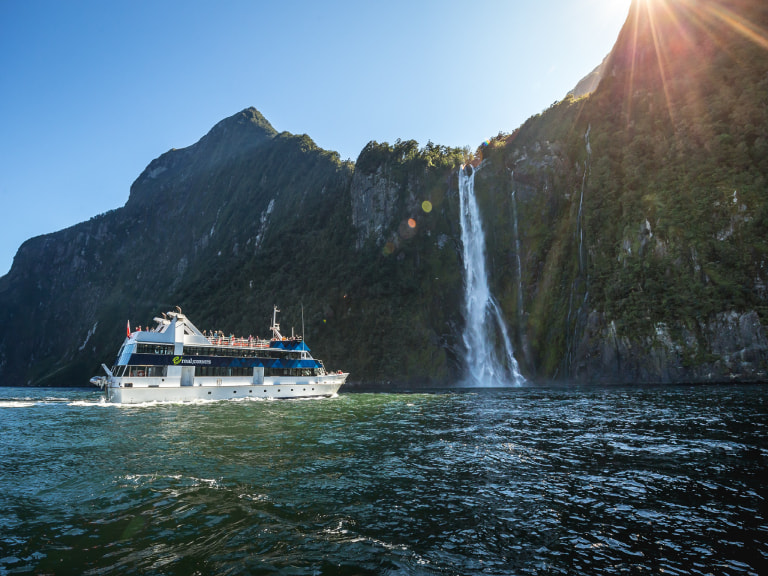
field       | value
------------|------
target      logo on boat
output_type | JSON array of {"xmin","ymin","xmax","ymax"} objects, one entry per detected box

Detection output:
[{"xmin": 172, "ymin": 355, "xmax": 211, "ymax": 366}]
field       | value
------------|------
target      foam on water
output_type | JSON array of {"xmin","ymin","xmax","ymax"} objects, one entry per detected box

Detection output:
[
  {"xmin": 66, "ymin": 392, "xmax": 341, "ymax": 409},
  {"xmin": 0, "ymin": 401, "xmax": 37, "ymax": 408}
]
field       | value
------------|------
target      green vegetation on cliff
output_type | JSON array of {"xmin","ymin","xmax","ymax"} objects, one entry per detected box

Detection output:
[
  {"xmin": 0, "ymin": 113, "xmax": 470, "ymax": 386},
  {"xmin": 474, "ymin": 0, "xmax": 768, "ymax": 381}
]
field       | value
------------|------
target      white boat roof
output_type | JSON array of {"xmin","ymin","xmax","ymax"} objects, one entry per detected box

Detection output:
[{"xmin": 130, "ymin": 310, "xmax": 210, "ymax": 346}]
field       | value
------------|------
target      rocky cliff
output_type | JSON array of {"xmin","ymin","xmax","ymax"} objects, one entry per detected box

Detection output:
[
  {"xmin": 0, "ymin": 112, "xmax": 468, "ymax": 387},
  {"xmin": 472, "ymin": 0, "xmax": 768, "ymax": 383},
  {"xmin": 1, "ymin": 0, "xmax": 767, "ymax": 387}
]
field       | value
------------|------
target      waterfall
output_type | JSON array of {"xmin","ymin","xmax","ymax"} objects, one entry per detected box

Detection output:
[
  {"xmin": 577, "ymin": 124, "xmax": 591, "ymax": 274},
  {"xmin": 510, "ymin": 174, "xmax": 524, "ymax": 330},
  {"xmin": 566, "ymin": 125, "xmax": 592, "ymax": 373},
  {"xmin": 458, "ymin": 164, "xmax": 523, "ymax": 386},
  {"xmin": 510, "ymin": 172, "xmax": 530, "ymax": 367}
]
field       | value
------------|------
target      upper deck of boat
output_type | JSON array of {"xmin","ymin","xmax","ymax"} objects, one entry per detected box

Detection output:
[
  {"xmin": 199, "ymin": 333, "xmax": 303, "ymax": 349},
  {"xmin": 126, "ymin": 307, "xmax": 311, "ymax": 355}
]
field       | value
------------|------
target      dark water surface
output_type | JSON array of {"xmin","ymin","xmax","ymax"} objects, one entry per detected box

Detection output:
[{"xmin": 1, "ymin": 385, "xmax": 766, "ymax": 575}]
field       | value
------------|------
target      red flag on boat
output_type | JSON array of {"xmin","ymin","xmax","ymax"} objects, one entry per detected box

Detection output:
[{"xmin": 127, "ymin": 320, "xmax": 131, "ymax": 337}]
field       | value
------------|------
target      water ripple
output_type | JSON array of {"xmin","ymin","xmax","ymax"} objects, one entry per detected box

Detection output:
[{"xmin": 0, "ymin": 385, "xmax": 766, "ymax": 575}]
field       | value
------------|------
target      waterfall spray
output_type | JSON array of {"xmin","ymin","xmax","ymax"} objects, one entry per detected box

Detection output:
[{"xmin": 458, "ymin": 164, "xmax": 523, "ymax": 386}]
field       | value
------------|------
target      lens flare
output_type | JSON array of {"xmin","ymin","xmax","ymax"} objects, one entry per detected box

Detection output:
[
  {"xmin": 422, "ymin": 200, "xmax": 433, "ymax": 213},
  {"xmin": 408, "ymin": 218, "xmax": 416, "ymax": 228}
]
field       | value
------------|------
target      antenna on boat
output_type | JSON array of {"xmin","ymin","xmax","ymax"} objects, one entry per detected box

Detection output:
[
  {"xmin": 271, "ymin": 305, "xmax": 283, "ymax": 340},
  {"xmin": 301, "ymin": 303, "xmax": 305, "ymax": 340}
]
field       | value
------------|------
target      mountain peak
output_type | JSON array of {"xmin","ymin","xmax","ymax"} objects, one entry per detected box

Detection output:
[
  {"xmin": 128, "ymin": 107, "xmax": 278, "ymax": 207},
  {"xmin": 205, "ymin": 107, "xmax": 277, "ymax": 143}
]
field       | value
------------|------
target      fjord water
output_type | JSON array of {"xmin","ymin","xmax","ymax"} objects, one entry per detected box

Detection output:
[{"xmin": 1, "ymin": 385, "xmax": 766, "ymax": 575}]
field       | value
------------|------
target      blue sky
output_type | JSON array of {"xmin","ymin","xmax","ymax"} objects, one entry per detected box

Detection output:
[{"xmin": 0, "ymin": 0, "xmax": 631, "ymax": 276}]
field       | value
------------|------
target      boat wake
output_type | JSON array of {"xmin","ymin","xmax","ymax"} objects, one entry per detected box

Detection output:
[
  {"xmin": 0, "ymin": 400, "xmax": 38, "ymax": 408},
  {"xmin": 1, "ymin": 393, "xmax": 341, "ymax": 409},
  {"xmin": 1, "ymin": 396, "xmax": 84, "ymax": 408},
  {"xmin": 100, "ymin": 394, "xmax": 340, "ymax": 408}
]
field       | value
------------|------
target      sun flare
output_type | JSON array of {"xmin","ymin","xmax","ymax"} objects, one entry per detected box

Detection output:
[{"xmin": 621, "ymin": 0, "xmax": 768, "ymax": 126}]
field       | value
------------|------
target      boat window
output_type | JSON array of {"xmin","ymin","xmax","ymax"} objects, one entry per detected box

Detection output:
[
  {"xmin": 117, "ymin": 342, "xmax": 136, "ymax": 365},
  {"xmin": 193, "ymin": 366, "xmax": 256, "ymax": 377},
  {"xmin": 265, "ymin": 367, "xmax": 307, "ymax": 377},
  {"xmin": 124, "ymin": 365, "xmax": 166, "ymax": 377},
  {"xmin": 128, "ymin": 366, "xmax": 144, "ymax": 377},
  {"xmin": 183, "ymin": 346, "xmax": 213, "ymax": 356},
  {"xmin": 137, "ymin": 343, "xmax": 173, "ymax": 355}
]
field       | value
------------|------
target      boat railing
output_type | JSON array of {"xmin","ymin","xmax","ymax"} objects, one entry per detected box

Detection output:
[{"xmin": 204, "ymin": 336, "xmax": 275, "ymax": 349}]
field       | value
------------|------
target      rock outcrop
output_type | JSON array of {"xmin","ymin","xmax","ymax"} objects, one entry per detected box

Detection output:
[{"xmin": 350, "ymin": 166, "xmax": 401, "ymax": 250}]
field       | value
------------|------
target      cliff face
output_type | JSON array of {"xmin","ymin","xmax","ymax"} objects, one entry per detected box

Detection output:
[
  {"xmin": 0, "ymin": 116, "xmax": 468, "ymax": 387},
  {"xmin": 350, "ymin": 167, "xmax": 401, "ymax": 250},
  {"xmin": 471, "ymin": 0, "xmax": 768, "ymax": 383},
  {"xmin": 2, "ymin": 0, "xmax": 767, "ymax": 387},
  {"xmin": 0, "ymin": 109, "xmax": 354, "ymax": 385}
]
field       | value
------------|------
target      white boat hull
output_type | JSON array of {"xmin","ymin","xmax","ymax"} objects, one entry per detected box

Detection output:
[{"xmin": 105, "ymin": 375, "xmax": 347, "ymax": 404}]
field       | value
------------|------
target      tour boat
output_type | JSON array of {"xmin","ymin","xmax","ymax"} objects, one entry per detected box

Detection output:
[{"xmin": 90, "ymin": 307, "xmax": 347, "ymax": 403}]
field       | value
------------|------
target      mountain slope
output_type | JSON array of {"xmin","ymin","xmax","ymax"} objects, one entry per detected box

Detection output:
[
  {"xmin": 2, "ymin": 0, "xmax": 767, "ymax": 387},
  {"xmin": 0, "ymin": 111, "xmax": 468, "ymax": 387},
  {"xmin": 475, "ymin": 0, "xmax": 768, "ymax": 382}
]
